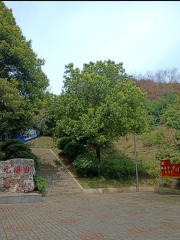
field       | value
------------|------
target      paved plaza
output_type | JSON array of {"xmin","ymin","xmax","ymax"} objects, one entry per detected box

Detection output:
[{"xmin": 0, "ymin": 192, "xmax": 180, "ymax": 240}]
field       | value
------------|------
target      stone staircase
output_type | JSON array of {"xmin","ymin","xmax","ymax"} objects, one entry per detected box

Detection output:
[{"xmin": 31, "ymin": 148, "xmax": 83, "ymax": 197}]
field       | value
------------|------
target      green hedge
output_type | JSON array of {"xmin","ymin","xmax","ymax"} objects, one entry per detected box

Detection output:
[
  {"xmin": 63, "ymin": 142, "xmax": 87, "ymax": 158},
  {"xmin": 99, "ymin": 158, "xmax": 135, "ymax": 180},
  {"xmin": 56, "ymin": 137, "xmax": 72, "ymax": 150},
  {"xmin": 1, "ymin": 139, "xmax": 24, "ymax": 152},
  {"xmin": 1, "ymin": 139, "xmax": 39, "ymax": 170},
  {"xmin": 4, "ymin": 143, "xmax": 31, "ymax": 159},
  {"xmin": 33, "ymin": 175, "xmax": 46, "ymax": 192},
  {"xmin": 73, "ymin": 153, "xmax": 99, "ymax": 176}
]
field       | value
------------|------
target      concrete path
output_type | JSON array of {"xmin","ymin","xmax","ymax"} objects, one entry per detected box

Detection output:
[{"xmin": 0, "ymin": 192, "xmax": 180, "ymax": 240}]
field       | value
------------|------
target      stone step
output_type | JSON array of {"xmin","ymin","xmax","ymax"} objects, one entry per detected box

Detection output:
[
  {"xmin": 38, "ymin": 177, "xmax": 69, "ymax": 180},
  {"xmin": 37, "ymin": 172, "xmax": 69, "ymax": 176},
  {"xmin": 31, "ymin": 148, "xmax": 83, "ymax": 196}
]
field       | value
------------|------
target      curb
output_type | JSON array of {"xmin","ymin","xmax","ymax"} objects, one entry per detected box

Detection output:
[
  {"xmin": 154, "ymin": 187, "xmax": 180, "ymax": 195},
  {"xmin": 83, "ymin": 186, "xmax": 155, "ymax": 194},
  {"xmin": 0, "ymin": 193, "xmax": 42, "ymax": 204}
]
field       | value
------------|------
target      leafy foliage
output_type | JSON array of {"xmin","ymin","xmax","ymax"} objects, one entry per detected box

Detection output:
[
  {"xmin": 99, "ymin": 156, "xmax": 149, "ymax": 180},
  {"xmin": 0, "ymin": 2, "xmax": 49, "ymax": 99},
  {"xmin": 63, "ymin": 142, "xmax": 87, "ymax": 159},
  {"xmin": 99, "ymin": 158, "xmax": 135, "ymax": 180},
  {"xmin": 56, "ymin": 137, "xmax": 72, "ymax": 150},
  {"xmin": 73, "ymin": 153, "xmax": 99, "ymax": 176},
  {"xmin": 33, "ymin": 175, "xmax": 46, "ymax": 192},
  {"xmin": 4, "ymin": 143, "xmax": 31, "ymax": 159},
  {"xmin": 0, "ymin": 2, "xmax": 49, "ymax": 138},
  {"xmin": 1, "ymin": 139, "xmax": 39, "ymax": 169},
  {"xmin": 0, "ymin": 79, "xmax": 36, "ymax": 138},
  {"xmin": 38, "ymin": 115, "xmax": 56, "ymax": 136},
  {"xmin": 1, "ymin": 139, "xmax": 24, "ymax": 151},
  {"xmin": 158, "ymin": 94, "xmax": 180, "ymax": 163},
  {"xmin": 55, "ymin": 60, "xmax": 148, "ymax": 160}
]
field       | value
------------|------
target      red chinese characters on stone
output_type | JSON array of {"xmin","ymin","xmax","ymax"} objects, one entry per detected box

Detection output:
[
  {"xmin": 23, "ymin": 166, "xmax": 29, "ymax": 174},
  {"xmin": 3, "ymin": 166, "xmax": 11, "ymax": 174},
  {"xmin": 13, "ymin": 166, "xmax": 21, "ymax": 174}
]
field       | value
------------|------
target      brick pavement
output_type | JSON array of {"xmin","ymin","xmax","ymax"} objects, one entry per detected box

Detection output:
[{"xmin": 0, "ymin": 192, "xmax": 180, "ymax": 240}]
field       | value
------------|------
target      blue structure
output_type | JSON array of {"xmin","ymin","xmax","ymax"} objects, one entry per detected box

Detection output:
[{"xmin": 15, "ymin": 129, "xmax": 39, "ymax": 143}]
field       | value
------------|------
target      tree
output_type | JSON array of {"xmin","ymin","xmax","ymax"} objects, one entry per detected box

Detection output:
[
  {"xmin": 0, "ymin": 2, "xmax": 49, "ymax": 138},
  {"xmin": 132, "ymin": 67, "xmax": 180, "ymax": 83},
  {"xmin": 0, "ymin": 1, "xmax": 49, "ymax": 100},
  {"xmin": 0, "ymin": 78, "xmax": 35, "ymax": 139},
  {"xmin": 55, "ymin": 60, "xmax": 148, "ymax": 160},
  {"xmin": 160, "ymin": 94, "xmax": 180, "ymax": 163},
  {"xmin": 132, "ymin": 68, "xmax": 180, "ymax": 125}
]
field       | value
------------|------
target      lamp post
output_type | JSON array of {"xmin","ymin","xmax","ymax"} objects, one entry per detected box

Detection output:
[{"xmin": 134, "ymin": 125, "xmax": 139, "ymax": 192}]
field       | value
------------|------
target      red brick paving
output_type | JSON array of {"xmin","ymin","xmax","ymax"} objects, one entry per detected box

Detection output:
[
  {"xmin": 162, "ymin": 222, "xmax": 180, "ymax": 230},
  {"xmin": 79, "ymin": 233, "xmax": 110, "ymax": 240},
  {"xmin": 97, "ymin": 215, "xmax": 116, "ymax": 221},
  {"xmin": 3, "ymin": 225, "xmax": 30, "ymax": 233},
  {"xmin": 0, "ymin": 214, "xmax": 19, "ymax": 220},
  {"xmin": 57, "ymin": 218, "xmax": 80, "ymax": 225},
  {"xmin": 125, "ymin": 227, "xmax": 150, "ymax": 236}
]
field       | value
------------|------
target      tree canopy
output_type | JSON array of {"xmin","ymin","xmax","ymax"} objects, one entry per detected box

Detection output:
[
  {"xmin": 0, "ymin": 1, "xmax": 49, "ymax": 100},
  {"xmin": 0, "ymin": 78, "xmax": 35, "ymax": 139},
  {"xmin": 0, "ymin": 1, "xmax": 49, "ymax": 138},
  {"xmin": 54, "ymin": 60, "xmax": 148, "ymax": 160}
]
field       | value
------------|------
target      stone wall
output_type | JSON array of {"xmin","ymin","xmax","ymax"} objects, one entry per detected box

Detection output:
[{"xmin": 0, "ymin": 159, "xmax": 35, "ymax": 193}]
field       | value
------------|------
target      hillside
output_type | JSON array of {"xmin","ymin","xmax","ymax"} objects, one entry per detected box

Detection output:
[{"xmin": 27, "ymin": 124, "xmax": 178, "ymax": 188}]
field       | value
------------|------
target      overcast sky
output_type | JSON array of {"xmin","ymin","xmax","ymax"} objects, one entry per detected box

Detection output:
[{"xmin": 3, "ymin": 1, "xmax": 180, "ymax": 95}]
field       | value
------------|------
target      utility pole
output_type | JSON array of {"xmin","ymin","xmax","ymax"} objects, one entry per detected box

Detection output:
[{"xmin": 134, "ymin": 125, "xmax": 139, "ymax": 192}]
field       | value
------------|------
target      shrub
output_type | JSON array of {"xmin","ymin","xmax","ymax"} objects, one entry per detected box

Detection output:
[
  {"xmin": 99, "ymin": 156, "xmax": 135, "ymax": 180},
  {"xmin": 4, "ymin": 143, "xmax": 31, "ymax": 159},
  {"xmin": 63, "ymin": 142, "xmax": 87, "ymax": 158},
  {"xmin": 0, "ymin": 150, "xmax": 6, "ymax": 160},
  {"xmin": 145, "ymin": 161, "xmax": 159, "ymax": 178},
  {"xmin": 137, "ymin": 160, "xmax": 150, "ymax": 177},
  {"xmin": 73, "ymin": 153, "xmax": 99, "ymax": 176},
  {"xmin": 33, "ymin": 175, "xmax": 46, "ymax": 192},
  {"xmin": 99, "ymin": 154, "xmax": 150, "ymax": 180},
  {"xmin": 56, "ymin": 137, "xmax": 71, "ymax": 150},
  {"xmin": 1, "ymin": 139, "xmax": 24, "ymax": 152},
  {"xmin": 11, "ymin": 151, "xmax": 40, "ymax": 170}
]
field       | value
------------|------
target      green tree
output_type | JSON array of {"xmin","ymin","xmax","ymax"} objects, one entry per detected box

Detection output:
[
  {"xmin": 147, "ymin": 90, "xmax": 176, "ymax": 125},
  {"xmin": 0, "ymin": 78, "xmax": 36, "ymax": 138},
  {"xmin": 160, "ymin": 94, "xmax": 180, "ymax": 163},
  {"xmin": 0, "ymin": 78, "xmax": 35, "ymax": 139},
  {"xmin": 0, "ymin": 1, "xmax": 49, "ymax": 99},
  {"xmin": 0, "ymin": 1, "xmax": 49, "ymax": 138},
  {"xmin": 55, "ymin": 60, "xmax": 148, "ymax": 160}
]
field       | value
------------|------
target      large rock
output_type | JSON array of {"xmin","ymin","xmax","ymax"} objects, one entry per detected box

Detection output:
[{"xmin": 0, "ymin": 159, "xmax": 35, "ymax": 193}]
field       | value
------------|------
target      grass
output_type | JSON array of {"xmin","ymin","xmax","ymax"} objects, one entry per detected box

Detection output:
[
  {"xmin": 113, "ymin": 125, "xmax": 176, "ymax": 165},
  {"xmin": 78, "ymin": 176, "xmax": 135, "ymax": 189},
  {"xmin": 26, "ymin": 125, "xmax": 178, "ymax": 189},
  {"xmin": 26, "ymin": 136, "xmax": 59, "ymax": 157}
]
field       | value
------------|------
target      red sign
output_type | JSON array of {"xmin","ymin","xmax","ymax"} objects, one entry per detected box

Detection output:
[{"xmin": 160, "ymin": 159, "xmax": 180, "ymax": 178}]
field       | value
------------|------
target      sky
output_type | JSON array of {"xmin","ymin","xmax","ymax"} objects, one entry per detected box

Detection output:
[{"xmin": 3, "ymin": 1, "xmax": 180, "ymax": 95}]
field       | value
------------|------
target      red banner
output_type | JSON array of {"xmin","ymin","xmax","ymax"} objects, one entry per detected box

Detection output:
[{"xmin": 160, "ymin": 159, "xmax": 180, "ymax": 178}]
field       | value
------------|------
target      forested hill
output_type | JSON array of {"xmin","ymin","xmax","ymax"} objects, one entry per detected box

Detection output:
[{"xmin": 133, "ymin": 79, "xmax": 180, "ymax": 101}]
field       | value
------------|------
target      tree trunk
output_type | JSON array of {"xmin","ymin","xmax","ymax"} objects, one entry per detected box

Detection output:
[{"xmin": 96, "ymin": 145, "xmax": 101, "ymax": 161}]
